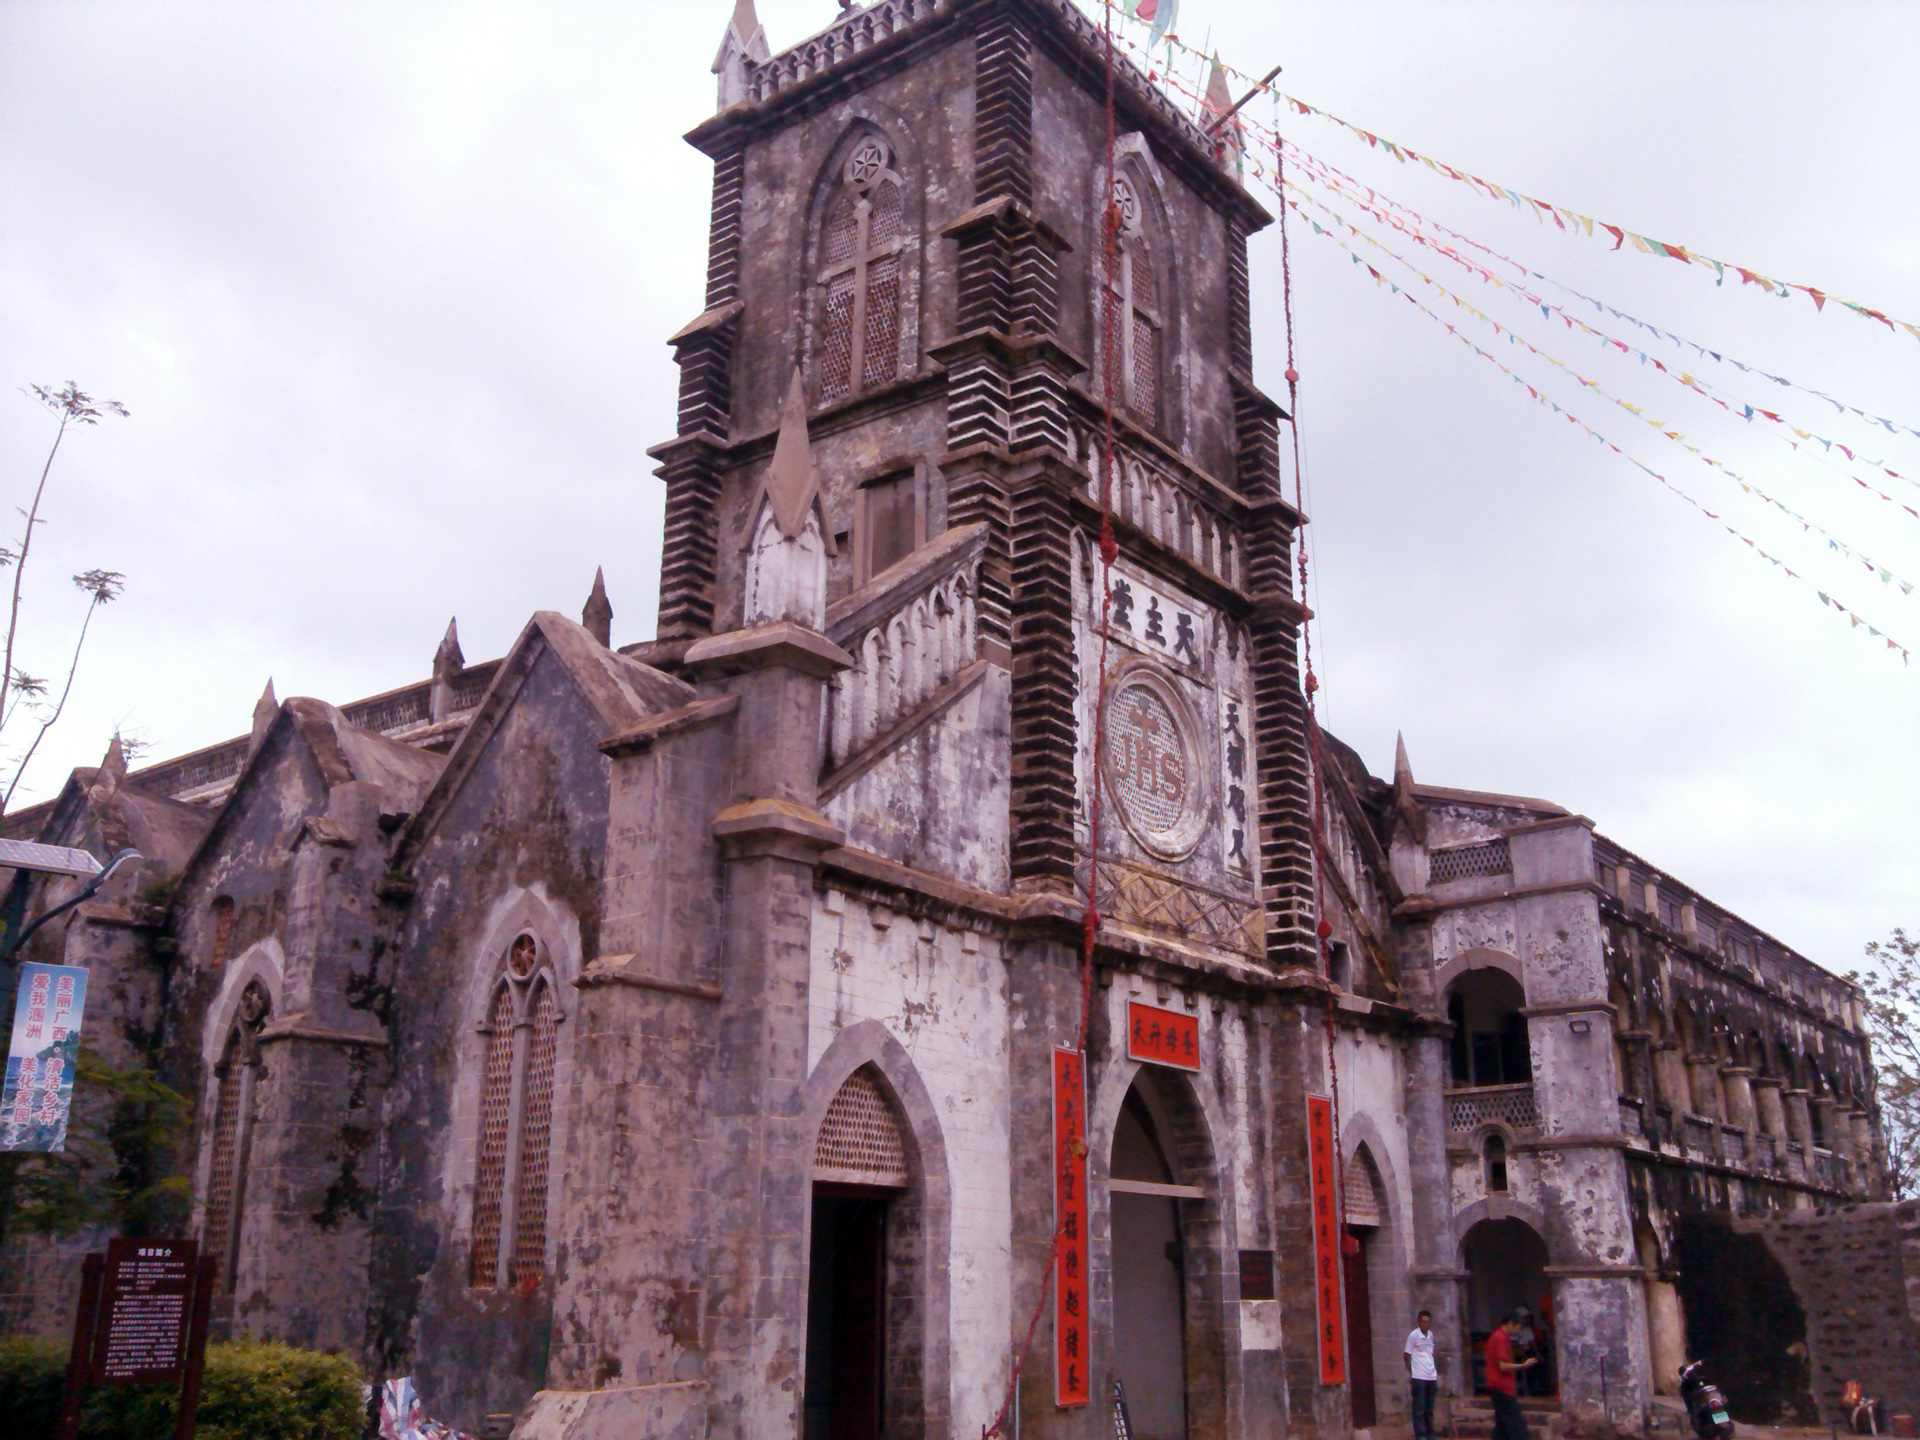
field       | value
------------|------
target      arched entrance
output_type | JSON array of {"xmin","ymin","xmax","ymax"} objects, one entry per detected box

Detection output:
[
  {"xmin": 1344, "ymin": 1146, "xmax": 1391, "ymax": 1428},
  {"xmin": 1110, "ymin": 1082, "xmax": 1187, "ymax": 1440},
  {"xmin": 804, "ymin": 1066, "xmax": 910, "ymax": 1440},
  {"xmin": 1447, "ymin": 970, "xmax": 1531, "ymax": 1088},
  {"xmin": 1461, "ymin": 1217, "xmax": 1553, "ymax": 1397}
]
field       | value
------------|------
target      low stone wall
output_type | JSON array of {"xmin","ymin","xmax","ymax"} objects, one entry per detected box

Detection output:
[{"xmin": 1737, "ymin": 1200, "xmax": 1920, "ymax": 1428}]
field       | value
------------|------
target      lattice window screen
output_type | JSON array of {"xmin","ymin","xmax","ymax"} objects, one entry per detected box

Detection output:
[
  {"xmin": 1428, "ymin": 838, "xmax": 1513, "ymax": 885},
  {"xmin": 863, "ymin": 254, "xmax": 901, "ymax": 390},
  {"xmin": 1344, "ymin": 1149, "xmax": 1384, "ymax": 1228},
  {"xmin": 202, "ymin": 1061, "xmax": 245, "ymax": 1290},
  {"xmin": 510, "ymin": 980, "xmax": 560, "ymax": 1286},
  {"xmin": 469, "ymin": 985, "xmax": 516, "ymax": 1287},
  {"xmin": 814, "ymin": 1066, "xmax": 909, "ymax": 1187}
]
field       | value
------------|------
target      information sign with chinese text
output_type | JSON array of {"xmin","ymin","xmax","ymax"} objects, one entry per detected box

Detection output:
[
  {"xmin": 1126, "ymin": 1001, "xmax": 1199, "ymax": 1072},
  {"xmin": 2, "ymin": 961, "xmax": 87, "ymax": 1152},
  {"xmin": 93, "ymin": 1238, "xmax": 196, "ymax": 1385}
]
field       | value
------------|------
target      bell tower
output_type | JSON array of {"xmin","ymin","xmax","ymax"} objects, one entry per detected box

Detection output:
[{"xmin": 631, "ymin": 3, "xmax": 1335, "ymax": 1436}]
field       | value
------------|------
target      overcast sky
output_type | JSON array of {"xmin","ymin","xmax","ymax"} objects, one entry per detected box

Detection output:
[{"xmin": 1, "ymin": 1, "xmax": 1914, "ymax": 972}]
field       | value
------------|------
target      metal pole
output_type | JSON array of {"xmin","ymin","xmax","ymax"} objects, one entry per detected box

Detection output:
[
  {"xmin": 56, "ymin": 1252, "xmax": 105, "ymax": 1440},
  {"xmin": 1202, "ymin": 65, "xmax": 1284, "ymax": 134},
  {"xmin": 172, "ymin": 1254, "xmax": 218, "ymax": 1440}
]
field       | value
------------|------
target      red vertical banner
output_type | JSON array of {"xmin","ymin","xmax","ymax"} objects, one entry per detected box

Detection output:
[
  {"xmin": 1307, "ymin": 1094, "xmax": 1347, "ymax": 1385},
  {"xmin": 1053, "ymin": 1047, "xmax": 1090, "ymax": 1407}
]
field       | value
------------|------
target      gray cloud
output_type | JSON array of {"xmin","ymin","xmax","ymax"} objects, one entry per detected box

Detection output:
[{"xmin": 0, "ymin": 0, "xmax": 1912, "ymax": 968}]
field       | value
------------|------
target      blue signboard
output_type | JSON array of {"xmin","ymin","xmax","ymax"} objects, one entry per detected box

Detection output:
[{"xmin": 1, "ymin": 962, "xmax": 89, "ymax": 1151}]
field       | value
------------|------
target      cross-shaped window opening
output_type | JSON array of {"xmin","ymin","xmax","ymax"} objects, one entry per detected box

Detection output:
[
  {"xmin": 818, "ymin": 136, "xmax": 906, "ymax": 405},
  {"xmin": 1103, "ymin": 174, "xmax": 1161, "ymax": 425}
]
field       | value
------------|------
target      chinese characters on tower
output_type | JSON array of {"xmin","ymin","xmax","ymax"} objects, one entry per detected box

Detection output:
[
  {"xmin": 1053, "ymin": 1047, "xmax": 1089, "ymax": 1407},
  {"xmin": 1307, "ymin": 1094, "xmax": 1347, "ymax": 1385}
]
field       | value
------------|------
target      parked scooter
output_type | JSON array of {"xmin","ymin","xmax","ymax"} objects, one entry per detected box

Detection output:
[{"xmin": 1678, "ymin": 1360, "xmax": 1736, "ymax": 1440}]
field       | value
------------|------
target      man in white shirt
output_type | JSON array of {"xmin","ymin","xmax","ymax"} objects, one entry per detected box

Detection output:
[{"xmin": 1405, "ymin": 1309, "xmax": 1440, "ymax": 1440}]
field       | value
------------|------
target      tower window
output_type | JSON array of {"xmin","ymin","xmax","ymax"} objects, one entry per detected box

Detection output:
[
  {"xmin": 818, "ymin": 136, "xmax": 906, "ymax": 405},
  {"xmin": 859, "ymin": 468, "xmax": 922, "ymax": 581},
  {"xmin": 470, "ymin": 933, "xmax": 562, "ymax": 1289},
  {"xmin": 1484, "ymin": 1133, "xmax": 1509, "ymax": 1193},
  {"xmin": 1103, "ymin": 175, "xmax": 1161, "ymax": 427}
]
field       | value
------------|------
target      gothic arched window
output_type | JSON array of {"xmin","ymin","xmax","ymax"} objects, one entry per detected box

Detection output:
[
  {"xmin": 202, "ymin": 980, "xmax": 270, "ymax": 1293},
  {"xmin": 1103, "ymin": 174, "xmax": 1161, "ymax": 427},
  {"xmin": 817, "ymin": 135, "xmax": 906, "ymax": 405},
  {"xmin": 469, "ymin": 933, "xmax": 562, "ymax": 1289}
]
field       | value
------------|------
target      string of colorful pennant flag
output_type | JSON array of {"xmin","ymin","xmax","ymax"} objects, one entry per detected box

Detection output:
[
  {"xmin": 1280, "ymin": 153, "xmax": 1920, "ymax": 518},
  {"xmin": 1102, "ymin": 17, "xmax": 1920, "ymax": 344},
  {"xmin": 1278, "ymin": 145, "xmax": 1920, "ymax": 482},
  {"xmin": 1267, "ymin": 186, "xmax": 1911, "ymax": 662},
  {"xmin": 1089, "ymin": 4, "xmax": 1915, "ymax": 663},
  {"xmin": 1277, "ymin": 173, "xmax": 1918, "ymax": 604},
  {"xmin": 1267, "ymin": 143, "xmax": 1920, "ymax": 449}
]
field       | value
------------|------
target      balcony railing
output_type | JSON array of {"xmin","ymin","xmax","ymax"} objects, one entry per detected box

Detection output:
[
  {"xmin": 1446, "ymin": 1083, "xmax": 1539, "ymax": 1134},
  {"xmin": 1682, "ymin": 1114, "xmax": 1716, "ymax": 1156},
  {"xmin": 1721, "ymin": 1125, "xmax": 1747, "ymax": 1162}
]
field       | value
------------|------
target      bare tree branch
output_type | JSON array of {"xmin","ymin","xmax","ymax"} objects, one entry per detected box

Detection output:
[
  {"xmin": 1, "ymin": 384, "xmax": 128, "ymax": 816},
  {"xmin": 2, "ymin": 572, "xmax": 123, "ymax": 813}
]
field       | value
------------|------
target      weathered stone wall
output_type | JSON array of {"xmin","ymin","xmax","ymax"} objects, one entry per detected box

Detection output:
[
  {"xmin": 1739, "ymin": 1201, "xmax": 1920, "ymax": 1427},
  {"xmin": 375, "ymin": 648, "xmax": 617, "ymax": 1427}
]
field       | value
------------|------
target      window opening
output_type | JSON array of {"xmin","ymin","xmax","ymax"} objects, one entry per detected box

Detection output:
[
  {"xmin": 1447, "ymin": 970, "xmax": 1531, "ymax": 1088},
  {"xmin": 860, "ymin": 472, "xmax": 919, "ymax": 581},
  {"xmin": 209, "ymin": 896, "xmax": 235, "ymax": 969},
  {"xmin": 1484, "ymin": 1133, "xmax": 1509, "ymax": 1193},
  {"xmin": 202, "ymin": 980, "xmax": 270, "ymax": 1293},
  {"xmin": 470, "ymin": 933, "xmax": 562, "ymax": 1289},
  {"xmin": 1104, "ymin": 175, "xmax": 1161, "ymax": 427},
  {"xmin": 818, "ymin": 137, "xmax": 906, "ymax": 405}
]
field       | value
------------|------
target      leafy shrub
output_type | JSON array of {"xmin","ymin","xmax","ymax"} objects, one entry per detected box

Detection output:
[
  {"xmin": 0, "ymin": 1335, "xmax": 65, "ymax": 1437},
  {"xmin": 0, "ymin": 1335, "xmax": 364, "ymax": 1440}
]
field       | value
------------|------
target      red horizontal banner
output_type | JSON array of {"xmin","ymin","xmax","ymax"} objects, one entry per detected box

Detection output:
[{"xmin": 1126, "ymin": 1000, "xmax": 1199, "ymax": 1072}]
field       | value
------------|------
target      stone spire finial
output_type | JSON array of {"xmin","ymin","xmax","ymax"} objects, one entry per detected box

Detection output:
[
  {"xmin": 99, "ymin": 732, "xmax": 128, "ymax": 784},
  {"xmin": 1204, "ymin": 55, "xmax": 1243, "ymax": 168},
  {"xmin": 431, "ymin": 620, "xmax": 464, "ymax": 723},
  {"xmin": 434, "ymin": 618, "xmax": 464, "ymax": 680},
  {"xmin": 713, "ymin": 0, "xmax": 769, "ymax": 110},
  {"xmin": 764, "ymin": 370, "xmax": 821, "ymax": 541},
  {"xmin": 1393, "ymin": 732, "xmax": 1413, "ymax": 788},
  {"xmin": 251, "ymin": 679, "xmax": 278, "ymax": 753},
  {"xmin": 582, "ymin": 566, "xmax": 613, "ymax": 647},
  {"xmin": 742, "ymin": 370, "xmax": 827, "ymax": 628}
]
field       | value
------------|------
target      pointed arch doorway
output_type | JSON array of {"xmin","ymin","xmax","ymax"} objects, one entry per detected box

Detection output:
[
  {"xmin": 1109, "ymin": 1080, "xmax": 1189, "ymax": 1440},
  {"xmin": 805, "ymin": 1066, "xmax": 909, "ymax": 1440}
]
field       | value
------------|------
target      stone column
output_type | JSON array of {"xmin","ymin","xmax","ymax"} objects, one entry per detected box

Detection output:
[
  {"xmin": 1406, "ymin": 1031, "xmax": 1467, "ymax": 1398},
  {"xmin": 1850, "ymin": 1111, "xmax": 1883, "ymax": 1195},
  {"xmin": 1685, "ymin": 1056, "xmax": 1723, "ymax": 1120},
  {"xmin": 1653, "ymin": 1042, "xmax": 1690, "ymax": 1120},
  {"xmin": 1720, "ymin": 1067, "xmax": 1756, "ymax": 1132},
  {"xmin": 1783, "ymin": 1089, "xmax": 1813, "ymax": 1181},
  {"xmin": 1752, "ymin": 1076, "xmax": 1786, "ymax": 1138},
  {"xmin": 687, "ymin": 622, "xmax": 851, "ymax": 1440}
]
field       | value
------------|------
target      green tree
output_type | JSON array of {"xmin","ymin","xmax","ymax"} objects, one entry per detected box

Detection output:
[
  {"xmin": 1849, "ymin": 927, "xmax": 1919, "ymax": 1200},
  {"xmin": 0, "ymin": 1044, "xmax": 191, "ymax": 1246}
]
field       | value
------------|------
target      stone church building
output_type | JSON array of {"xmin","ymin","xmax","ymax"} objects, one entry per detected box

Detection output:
[{"xmin": 0, "ymin": 3, "xmax": 1891, "ymax": 1439}]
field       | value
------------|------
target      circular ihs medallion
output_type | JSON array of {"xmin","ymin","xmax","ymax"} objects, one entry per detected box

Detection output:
[{"xmin": 1104, "ymin": 671, "xmax": 1205, "ymax": 860}]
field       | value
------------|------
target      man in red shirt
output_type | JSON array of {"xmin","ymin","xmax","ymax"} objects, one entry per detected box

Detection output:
[{"xmin": 1484, "ymin": 1311, "xmax": 1539, "ymax": 1440}]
